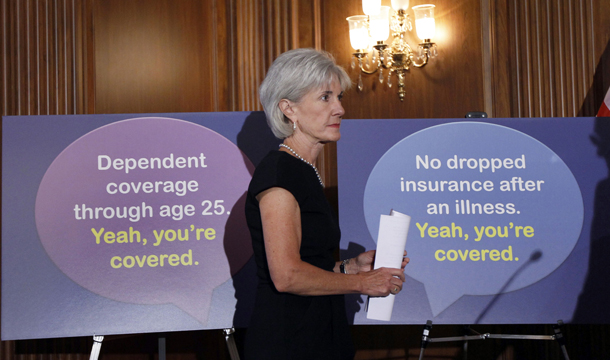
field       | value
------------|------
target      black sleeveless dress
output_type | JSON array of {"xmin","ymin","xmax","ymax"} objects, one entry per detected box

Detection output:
[{"xmin": 244, "ymin": 150, "xmax": 355, "ymax": 360}]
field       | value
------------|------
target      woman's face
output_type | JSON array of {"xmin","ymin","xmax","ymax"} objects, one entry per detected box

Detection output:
[{"xmin": 289, "ymin": 79, "xmax": 345, "ymax": 145}]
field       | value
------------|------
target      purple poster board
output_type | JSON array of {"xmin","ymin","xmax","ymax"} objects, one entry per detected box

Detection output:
[
  {"xmin": 4, "ymin": 114, "xmax": 609, "ymax": 340},
  {"xmin": 338, "ymin": 117, "xmax": 610, "ymax": 325},
  {"xmin": 2, "ymin": 112, "xmax": 280, "ymax": 340}
]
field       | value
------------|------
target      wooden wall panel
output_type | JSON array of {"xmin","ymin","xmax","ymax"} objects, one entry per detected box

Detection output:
[
  {"xmin": 0, "ymin": 0, "xmax": 93, "ymax": 116},
  {"xmin": 488, "ymin": 0, "xmax": 601, "ymax": 117},
  {"xmin": 293, "ymin": 0, "xmax": 322, "ymax": 49},
  {"xmin": 584, "ymin": 0, "xmax": 610, "ymax": 117},
  {"xmin": 93, "ymin": 0, "xmax": 228, "ymax": 113},
  {"xmin": 233, "ymin": 0, "xmax": 292, "ymax": 111},
  {"xmin": 232, "ymin": 0, "xmax": 322, "ymax": 111},
  {"xmin": 92, "ymin": 0, "xmax": 314, "ymax": 113}
]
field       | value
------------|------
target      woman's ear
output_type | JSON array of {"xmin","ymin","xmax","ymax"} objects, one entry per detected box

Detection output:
[{"xmin": 279, "ymin": 99, "xmax": 295, "ymax": 120}]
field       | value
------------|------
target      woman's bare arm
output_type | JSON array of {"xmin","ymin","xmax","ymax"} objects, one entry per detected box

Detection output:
[{"xmin": 258, "ymin": 187, "xmax": 404, "ymax": 296}]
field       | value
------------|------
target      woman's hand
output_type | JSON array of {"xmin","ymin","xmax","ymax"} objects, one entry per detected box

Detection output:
[
  {"xmin": 348, "ymin": 250, "xmax": 410, "ymax": 296},
  {"xmin": 351, "ymin": 250, "xmax": 375, "ymax": 273},
  {"xmin": 357, "ymin": 267, "xmax": 405, "ymax": 297},
  {"xmin": 400, "ymin": 251, "xmax": 410, "ymax": 269},
  {"xmin": 348, "ymin": 250, "xmax": 410, "ymax": 274}
]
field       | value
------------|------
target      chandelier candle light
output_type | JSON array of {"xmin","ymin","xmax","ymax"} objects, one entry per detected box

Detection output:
[{"xmin": 347, "ymin": 0, "xmax": 437, "ymax": 101}]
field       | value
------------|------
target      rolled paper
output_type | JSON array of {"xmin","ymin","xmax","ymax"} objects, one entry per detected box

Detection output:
[{"xmin": 367, "ymin": 210, "xmax": 411, "ymax": 321}]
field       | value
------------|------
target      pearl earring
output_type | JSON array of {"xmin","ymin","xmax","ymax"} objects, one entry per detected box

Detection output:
[{"xmin": 293, "ymin": 122, "xmax": 297, "ymax": 130}]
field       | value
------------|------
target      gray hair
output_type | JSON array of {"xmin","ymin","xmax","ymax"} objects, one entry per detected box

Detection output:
[{"xmin": 259, "ymin": 48, "xmax": 352, "ymax": 139}]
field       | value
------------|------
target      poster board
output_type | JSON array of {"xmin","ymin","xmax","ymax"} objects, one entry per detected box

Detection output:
[
  {"xmin": 4, "ymin": 114, "xmax": 609, "ymax": 341},
  {"xmin": 338, "ymin": 117, "xmax": 610, "ymax": 325},
  {"xmin": 2, "ymin": 112, "xmax": 280, "ymax": 340}
]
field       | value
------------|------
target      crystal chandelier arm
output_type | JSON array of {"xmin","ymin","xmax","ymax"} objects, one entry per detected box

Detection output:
[
  {"xmin": 354, "ymin": 52, "xmax": 379, "ymax": 75},
  {"xmin": 372, "ymin": 44, "xmax": 393, "ymax": 70},
  {"xmin": 359, "ymin": 60, "xmax": 379, "ymax": 75},
  {"xmin": 410, "ymin": 41, "xmax": 436, "ymax": 68},
  {"xmin": 410, "ymin": 51, "xmax": 429, "ymax": 68}
]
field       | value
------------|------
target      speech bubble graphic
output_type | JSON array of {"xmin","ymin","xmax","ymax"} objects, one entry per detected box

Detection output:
[
  {"xmin": 35, "ymin": 117, "xmax": 254, "ymax": 325},
  {"xmin": 363, "ymin": 122, "xmax": 583, "ymax": 317}
]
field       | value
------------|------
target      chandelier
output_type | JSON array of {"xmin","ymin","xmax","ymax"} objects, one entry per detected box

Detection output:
[{"xmin": 347, "ymin": 0, "xmax": 437, "ymax": 101}]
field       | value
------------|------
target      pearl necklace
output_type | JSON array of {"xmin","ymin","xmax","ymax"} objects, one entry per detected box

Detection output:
[{"xmin": 279, "ymin": 143, "xmax": 324, "ymax": 187}]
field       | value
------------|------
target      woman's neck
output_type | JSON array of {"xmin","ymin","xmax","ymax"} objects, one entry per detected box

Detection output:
[{"xmin": 281, "ymin": 136, "xmax": 324, "ymax": 166}]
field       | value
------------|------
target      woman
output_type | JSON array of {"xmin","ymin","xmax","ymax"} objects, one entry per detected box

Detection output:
[{"xmin": 244, "ymin": 48, "xmax": 408, "ymax": 360}]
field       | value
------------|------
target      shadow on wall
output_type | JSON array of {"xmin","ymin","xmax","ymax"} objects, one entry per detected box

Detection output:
[
  {"xmin": 572, "ymin": 116, "xmax": 610, "ymax": 324},
  {"xmin": 573, "ymin": 37, "xmax": 610, "ymax": 324},
  {"xmin": 236, "ymin": 112, "xmax": 282, "ymax": 170},
  {"xmin": 228, "ymin": 111, "xmax": 282, "ymax": 328},
  {"xmin": 342, "ymin": 242, "xmax": 367, "ymax": 324}
]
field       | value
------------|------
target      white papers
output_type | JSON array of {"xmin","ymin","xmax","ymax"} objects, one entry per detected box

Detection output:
[{"xmin": 366, "ymin": 210, "xmax": 411, "ymax": 321}]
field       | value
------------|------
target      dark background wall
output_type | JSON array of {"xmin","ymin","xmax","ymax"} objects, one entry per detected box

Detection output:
[{"xmin": 2, "ymin": 0, "xmax": 610, "ymax": 359}]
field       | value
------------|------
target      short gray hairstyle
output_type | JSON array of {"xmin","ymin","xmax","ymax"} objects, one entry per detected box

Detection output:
[{"xmin": 259, "ymin": 48, "xmax": 352, "ymax": 139}]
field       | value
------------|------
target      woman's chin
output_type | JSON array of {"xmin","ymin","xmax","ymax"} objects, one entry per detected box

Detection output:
[{"xmin": 325, "ymin": 129, "xmax": 341, "ymax": 142}]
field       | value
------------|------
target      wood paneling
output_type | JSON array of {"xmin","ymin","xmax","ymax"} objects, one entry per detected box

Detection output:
[
  {"xmin": 93, "ymin": 0, "xmax": 229, "ymax": 113},
  {"xmin": 91, "ymin": 0, "xmax": 320, "ymax": 113},
  {"xmin": 0, "ymin": 0, "xmax": 94, "ymax": 116},
  {"xmin": 232, "ymin": 0, "xmax": 323, "ymax": 111},
  {"xmin": 487, "ymin": 0, "xmax": 604, "ymax": 117},
  {"xmin": 233, "ymin": 0, "xmax": 292, "ymax": 111},
  {"xmin": 584, "ymin": 0, "xmax": 610, "ymax": 116}
]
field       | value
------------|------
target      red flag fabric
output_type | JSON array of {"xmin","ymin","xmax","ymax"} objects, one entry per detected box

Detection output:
[{"xmin": 598, "ymin": 87, "xmax": 610, "ymax": 117}]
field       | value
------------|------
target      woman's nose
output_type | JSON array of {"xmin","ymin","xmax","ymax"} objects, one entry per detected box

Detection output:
[{"xmin": 334, "ymin": 100, "xmax": 345, "ymax": 117}]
